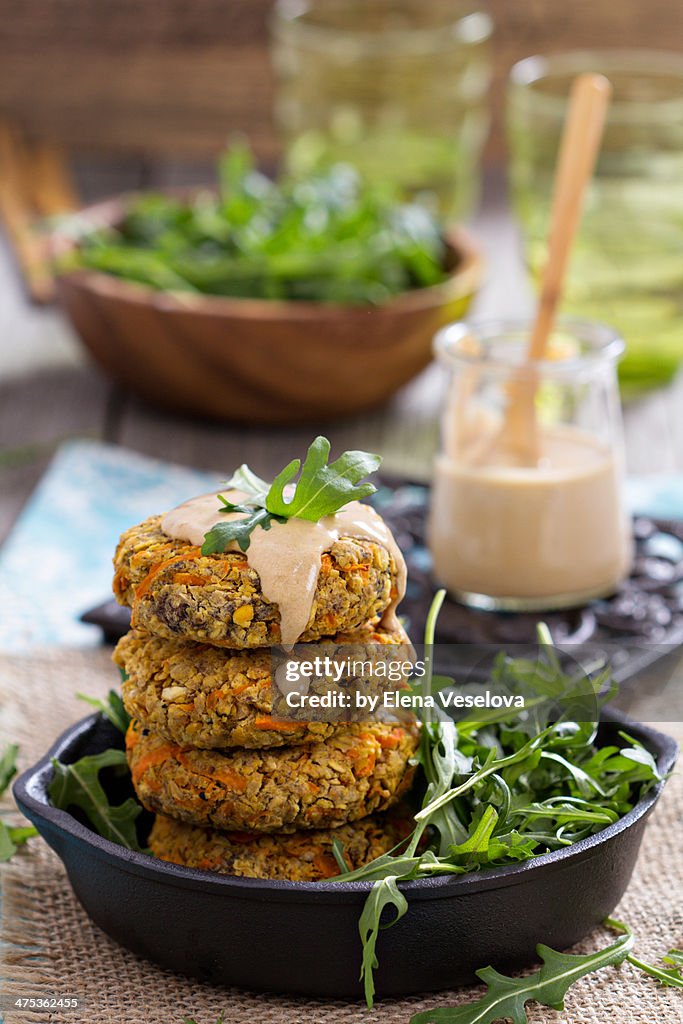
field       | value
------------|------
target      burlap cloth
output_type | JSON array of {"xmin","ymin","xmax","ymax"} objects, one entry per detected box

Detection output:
[{"xmin": 1, "ymin": 649, "xmax": 681, "ymax": 1024}]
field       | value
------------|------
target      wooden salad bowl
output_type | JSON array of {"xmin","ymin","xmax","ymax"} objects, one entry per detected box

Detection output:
[{"xmin": 54, "ymin": 195, "xmax": 483, "ymax": 424}]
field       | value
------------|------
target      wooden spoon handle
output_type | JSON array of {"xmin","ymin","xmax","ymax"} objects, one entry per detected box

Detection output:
[{"xmin": 528, "ymin": 73, "xmax": 612, "ymax": 360}]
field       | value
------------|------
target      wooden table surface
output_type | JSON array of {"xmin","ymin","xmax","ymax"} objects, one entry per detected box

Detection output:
[{"xmin": 1, "ymin": 172, "xmax": 681, "ymax": 545}]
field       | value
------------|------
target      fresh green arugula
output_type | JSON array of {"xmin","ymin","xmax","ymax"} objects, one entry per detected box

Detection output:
[
  {"xmin": 202, "ymin": 504, "xmax": 286, "ymax": 555},
  {"xmin": 626, "ymin": 945, "xmax": 683, "ymax": 989},
  {"xmin": 202, "ymin": 436, "xmax": 381, "ymax": 553},
  {"xmin": 48, "ymin": 748, "xmax": 144, "ymax": 852},
  {"xmin": 411, "ymin": 919, "xmax": 635, "ymax": 1024},
  {"xmin": 76, "ymin": 688, "xmax": 131, "ymax": 734},
  {"xmin": 0, "ymin": 743, "xmax": 37, "ymax": 862},
  {"xmin": 0, "ymin": 823, "xmax": 37, "ymax": 862},
  {"xmin": 337, "ymin": 594, "xmax": 666, "ymax": 1007},
  {"xmin": 358, "ymin": 876, "xmax": 409, "ymax": 999},
  {"xmin": 0, "ymin": 743, "xmax": 19, "ymax": 794},
  {"xmin": 411, "ymin": 920, "xmax": 683, "ymax": 1023},
  {"xmin": 65, "ymin": 142, "xmax": 448, "ymax": 304}
]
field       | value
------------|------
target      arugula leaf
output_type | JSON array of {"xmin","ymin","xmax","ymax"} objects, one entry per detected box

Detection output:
[
  {"xmin": 410, "ymin": 923, "xmax": 635, "ymax": 1024},
  {"xmin": 0, "ymin": 824, "xmax": 18, "ymax": 862},
  {"xmin": 265, "ymin": 437, "xmax": 381, "ymax": 521},
  {"xmin": 540, "ymin": 750, "xmax": 607, "ymax": 798},
  {"xmin": 627, "ymin": 949, "xmax": 683, "ymax": 989},
  {"xmin": 605, "ymin": 919, "xmax": 683, "ymax": 990},
  {"xmin": 76, "ymin": 689, "xmax": 130, "ymax": 734},
  {"xmin": 0, "ymin": 822, "xmax": 37, "ymax": 862},
  {"xmin": 615, "ymin": 731, "xmax": 664, "ymax": 782},
  {"xmin": 333, "ymin": 850, "xmax": 423, "ymax": 885},
  {"xmin": 627, "ymin": 954, "xmax": 683, "ymax": 989},
  {"xmin": 0, "ymin": 743, "xmax": 18, "ymax": 795},
  {"xmin": 202, "ymin": 508, "xmax": 285, "ymax": 554},
  {"xmin": 48, "ymin": 749, "xmax": 144, "ymax": 851},
  {"xmin": 0, "ymin": 744, "xmax": 38, "ymax": 860},
  {"xmin": 447, "ymin": 806, "xmax": 499, "ymax": 865},
  {"xmin": 414, "ymin": 718, "xmax": 470, "ymax": 854},
  {"xmin": 225, "ymin": 465, "xmax": 271, "ymax": 504},
  {"xmin": 358, "ymin": 875, "xmax": 408, "ymax": 1007},
  {"xmin": 201, "ymin": 437, "xmax": 380, "ymax": 553},
  {"xmin": 483, "ymin": 831, "xmax": 539, "ymax": 864},
  {"xmin": 413, "ymin": 727, "xmax": 555, "ymax": 827}
]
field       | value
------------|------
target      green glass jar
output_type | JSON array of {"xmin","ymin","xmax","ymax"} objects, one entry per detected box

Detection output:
[
  {"xmin": 507, "ymin": 50, "xmax": 683, "ymax": 393},
  {"xmin": 270, "ymin": 0, "xmax": 492, "ymax": 220}
]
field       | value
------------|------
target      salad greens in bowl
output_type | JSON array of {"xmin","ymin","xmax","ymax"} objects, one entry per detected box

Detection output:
[
  {"xmin": 64, "ymin": 145, "xmax": 451, "ymax": 304},
  {"xmin": 53, "ymin": 145, "xmax": 483, "ymax": 423}
]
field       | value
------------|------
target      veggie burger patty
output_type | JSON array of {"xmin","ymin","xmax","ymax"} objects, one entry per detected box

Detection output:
[
  {"xmin": 115, "ymin": 622, "xmax": 412, "ymax": 750},
  {"xmin": 126, "ymin": 719, "xmax": 419, "ymax": 833},
  {"xmin": 113, "ymin": 515, "xmax": 399, "ymax": 648},
  {"xmin": 148, "ymin": 806, "xmax": 414, "ymax": 881}
]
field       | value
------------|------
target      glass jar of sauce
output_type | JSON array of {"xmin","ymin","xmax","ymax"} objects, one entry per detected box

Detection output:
[{"xmin": 428, "ymin": 318, "xmax": 633, "ymax": 610}]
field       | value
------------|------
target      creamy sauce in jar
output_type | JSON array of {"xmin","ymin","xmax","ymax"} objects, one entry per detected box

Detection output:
[
  {"xmin": 161, "ymin": 491, "xmax": 406, "ymax": 645},
  {"xmin": 428, "ymin": 421, "xmax": 632, "ymax": 604}
]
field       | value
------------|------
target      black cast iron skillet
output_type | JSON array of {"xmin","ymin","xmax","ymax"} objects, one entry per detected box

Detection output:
[{"xmin": 14, "ymin": 711, "xmax": 677, "ymax": 999}]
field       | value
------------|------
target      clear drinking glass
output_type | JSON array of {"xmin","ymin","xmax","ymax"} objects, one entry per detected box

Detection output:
[
  {"xmin": 270, "ymin": 0, "xmax": 493, "ymax": 219},
  {"xmin": 427, "ymin": 318, "xmax": 633, "ymax": 611},
  {"xmin": 507, "ymin": 50, "xmax": 683, "ymax": 393}
]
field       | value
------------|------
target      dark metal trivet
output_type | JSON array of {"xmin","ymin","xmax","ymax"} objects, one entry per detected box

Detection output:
[
  {"xmin": 81, "ymin": 477, "xmax": 683, "ymax": 683},
  {"xmin": 371, "ymin": 478, "xmax": 683, "ymax": 685}
]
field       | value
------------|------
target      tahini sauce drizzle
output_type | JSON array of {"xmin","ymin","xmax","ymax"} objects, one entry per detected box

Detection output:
[{"xmin": 161, "ymin": 491, "xmax": 406, "ymax": 646}]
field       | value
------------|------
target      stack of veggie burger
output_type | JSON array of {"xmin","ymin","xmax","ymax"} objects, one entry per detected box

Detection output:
[{"xmin": 111, "ymin": 439, "xmax": 419, "ymax": 881}]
